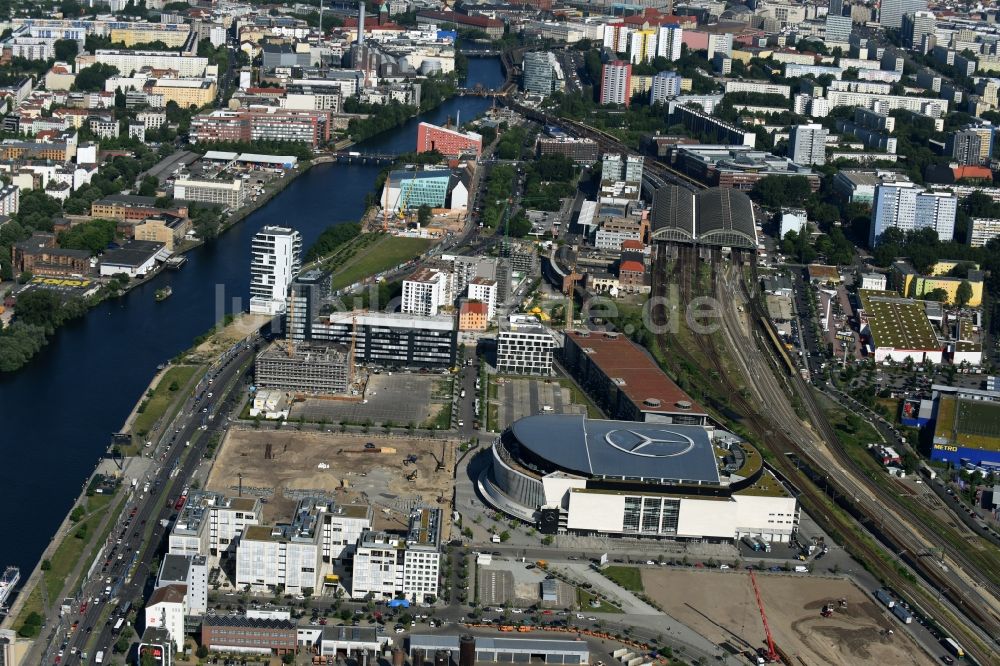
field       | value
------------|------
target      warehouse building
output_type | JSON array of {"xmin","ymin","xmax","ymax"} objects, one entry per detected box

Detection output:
[
  {"xmin": 409, "ymin": 635, "xmax": 590, "ymax": 665},
  {"xmin": 480, "ymin": 414, "xmax": 798, "ymax": 541},
  {"xmin": 856, "ymin": 289, "xmax": 942, "ymax": 363},
  {"xmin": 562, "ymin": 329, "xmax": 708, "ymax": 424},
  {"xmin": 931, "ymin": 393, "xmax": 1000, "ymax": 467}
]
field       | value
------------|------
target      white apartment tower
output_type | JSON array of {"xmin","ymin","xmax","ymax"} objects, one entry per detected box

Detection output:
[
  {"xmin": 600, "ymin": 61, "xmax": 632, "ymax": 106},
  {"xmin": 869, "ymin": 183, "xmax": 957, "ymax": 246},
  {"xmin": 467, "ymin": 277, "xmax": 498, "ymax": 321},
  {"xmin": 789, "ymin": 124, "xmax": 828, "ymax": 166},
  {"xmin": 401, "ymin": 267, "xmax": 450, "ymax": 316},
  {"xmin": 656, "ymin": 25, "xmax": 683, "ymax": 61},
  {"xmin": 250, "ymin": 226, "xmax": 302, "ymax": 315}
]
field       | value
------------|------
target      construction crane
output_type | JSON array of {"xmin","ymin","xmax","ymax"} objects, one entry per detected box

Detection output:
[
  {"xmin": 396, "ymin": 168, "xmax": 419, "ymax": 221},
  {"xmin": 749, "ymin": 568, "xmax": 779, "ymax": 663},
  {"xmin": 349, "ymin": 314, "xmax": 357, "ymax": 384}
]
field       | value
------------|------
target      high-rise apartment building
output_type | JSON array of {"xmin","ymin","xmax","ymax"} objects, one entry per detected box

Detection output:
[
  {"xmin": 948, "ymin": 125, "xmax": 994, "ymax": 165},
  {"xmin": 870, "ymin": 183, "xmax": 957, "ymax": 246},
  {"xmin": 656, "ymin": 25, "xmax": 683, "ymax": 61},
  {"xmin": 401, "ymin": 267, "xmax": 450, "ymax": 316},
  {"xmin": 650, "ymin": 71, "xmax": 683, "ymax": 103},
  {"xmin": 902, "ymin": 10, "xmax": 936, "ymax": 50},
  {"xmin": 789, "ymin": 124, "xmax": 828, "ymax": 165},
  {"xmin": 249, "ymin": 225, "xmax": 302, "ymax": 315},
  {"xmin": 879, "ymin": 0, "xmax": 927, "ymax": 29},
  {"xmin": 630, "ymin": 29, "xmax": 657, "ymax": 64},
  {"xmin": 600, "ymin": 60, "xmax": 632, "ymax": 106},
  {"xmin": 416, "ymin": 122, "xmax": 482, "ymax": 158},
  {"xmin": 522, "ymin": 51, "xmax": 565, "ymax": 96},
  {"xmin": 602, "ymin": 153, "xmax": 644, "ymax": 183}
]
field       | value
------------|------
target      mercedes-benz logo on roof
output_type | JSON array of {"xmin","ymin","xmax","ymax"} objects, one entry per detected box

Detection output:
[{"xmin": 604, "ymin": 429, "xmax": 695, "ymax": 458}]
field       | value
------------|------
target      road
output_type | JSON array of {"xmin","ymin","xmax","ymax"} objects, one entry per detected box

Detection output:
[{"xmin": 46, "ymin": 335, "xmax": 261, "ymax": 666}]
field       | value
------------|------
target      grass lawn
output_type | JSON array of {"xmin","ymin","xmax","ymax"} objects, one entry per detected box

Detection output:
[
  {"xmin": 330, "ymin": 235, "xmax": 432, "ymax": 290},
  {"xmin": 576, "ymin": 588, "xmax": 623, "ymax": 613},
  {"xmin": 132, "ymin": 365, "xmax": 199, "ymax": 437},
  {"xmin": 423, "ymin": 402, "xmax": 452, "ymax": 430},
  {"xmin": 602, "ymin": 566, "xmax": 644, "ymax": 592}
]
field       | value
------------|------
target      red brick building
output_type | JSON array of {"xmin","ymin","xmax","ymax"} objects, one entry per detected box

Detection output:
[
  {"xmin": 618, "ymin": 259, "xmax": 646, "ymax": 293},
  {"xmin": 201, "ymin": 616, "xmax": 297, "ymax": 656},
  {"xmin": 12, "ymin": 232, "xmax": 91, "ymax": 276},
  {"xmin": 416, "ymin": 122, "xmax": 483, "ymax": 158}
]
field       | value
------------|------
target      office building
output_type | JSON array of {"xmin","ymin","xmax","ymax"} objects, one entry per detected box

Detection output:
[
  {"xmin": 145, "ymin": 585, "xmax": 187, "ymax": 651},
  {"xmin": 523, "ymin": 51, "xmax": 565, "ymax": 96},
  {"xmin": 450, "ymin": 254, "xmax": 511, "ymax": 303},
  {"xmin": 249, "ymin": 226, "xmax": 302, "ymax": 315},
  {"xmin": 401, "ymin": 266, "xmax": 450, "ymax": 317},
  {"xmin": 409, "ymin": 636, "xmax": 589, "ymax": 666},
  {"xmin": 602, "ymin": 153, "xmax": 644, "ymax": 184},
  {"xmin": 496, "ymin": 314, "xmax": 556, "ymax": 376},
  {"xmin": 826, "ymin": 15, "xmax": 853, "ymax": 43},
  {"xmin": 902, "ymin": 10, "xmax": 935, "ymax": 50},
  {"xmin": 650, "ymin": 71, "xmax": 683, "ymax": 103},
  {"xmin": 173, "ymin": 178, "xmax": 245, "ymax": 209},
  {"xmin": 254, "ymin": 342, "xmax": 351, "ymax": 395},
  {"xmin": 201, "ymin": 616, "xmax": 297, "ymax": 656},
  {"xmin": 656, "ymin": 25, "xmax": 683, "ymax": 61},
  {"xmin": 381, "ymin": 169, "xmax": 451, "ymax": 212},
  {"xmin": 870, "ymin": 183, "xmax": 956, "ymax": 246},
  {"xmin": 351, "ymin": 507, "xmax": 441, "ymax": 602},
  {"xmin": 156, "ymin": 554, "xmax": 208, "ymax": 616},
  {"xmin": 673, "ymin": 146, "xmax": 819, "ymax": 191},
  {"xmin": 537, "ymin": 137, "xmax": 599, "ymax": 163},
  {"xmin": 879, "ymin": 0, "xmax": 927, "ymax": 29},
  {"xmin": 305, "ymin": 311, "xmax": 457, "ymax": 368},
  {"xmin": 168, "ymin": 492, "xmax": 262, "ymax": 559},
  {"xmin": 789, "ymin": 124, "xmax": 828, "ymax": 166},
  {"xmin": 190, "ymin": 109, "xmax": 331, "ymax": 147},
  {"xmin": 416, "ymin": 122, "xmax": 482, "ymax": 158},
  {"xmin": 600, "ymin": 61, "xmax": 632, "ymax": 106}
]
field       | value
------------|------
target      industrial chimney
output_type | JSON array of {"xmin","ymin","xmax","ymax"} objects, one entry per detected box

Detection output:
[
  {"xmin": 357, "ymin": 1, "xmax": 366, "ymax": 45},
  {"xmin": 459, "ymin": 635, "xmax": 476, "ymax": 666}
]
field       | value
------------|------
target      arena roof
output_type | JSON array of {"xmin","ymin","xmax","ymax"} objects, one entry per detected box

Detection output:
[
  {"xmin": 510, "ymin": 414, "xmax": 721, "ymax": 485},
  {"xmin": 650, "ymin": 186, "xmax": 757, "ymax": 249}
]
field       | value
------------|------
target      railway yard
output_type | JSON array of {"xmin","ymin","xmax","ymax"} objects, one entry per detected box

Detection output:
[{"xmin": 646, "ymin": 241, "xmax": 1000, "ymax": 664}]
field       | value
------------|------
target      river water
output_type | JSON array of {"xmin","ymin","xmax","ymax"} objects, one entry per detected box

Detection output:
[{"xmin": 0, "ymin": 57, "xmax": 503, "ymax": 575}]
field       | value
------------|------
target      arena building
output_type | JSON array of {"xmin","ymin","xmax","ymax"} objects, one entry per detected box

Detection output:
[{"xmin": 480, "ymin": 414, "xmax": 798, "ymax": 542}]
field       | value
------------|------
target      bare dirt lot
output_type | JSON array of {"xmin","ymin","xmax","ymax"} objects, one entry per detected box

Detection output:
[
  {"xmin": 189, "ymin": 312, "xmax": 272, "ymax": 361},
  {"xmin": 641, "ymin": 569, "xmax": 936, "ymax": 666},
  {"xmin": 206, "ymin": 429, "xmax": 457, "ymax": 538}
]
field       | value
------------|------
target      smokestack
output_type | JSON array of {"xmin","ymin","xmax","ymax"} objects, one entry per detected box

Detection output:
[
  {"xmin": 357, "ymin": 1, "xmax": 366, "ymax": 45},
  {"xmin": 459, "ymin": 636, "xmax": 475, "ymax": 666}
]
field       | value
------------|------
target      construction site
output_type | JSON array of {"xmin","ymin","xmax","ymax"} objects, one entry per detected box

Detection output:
[
  {"xmin": 205, "ymin": 429, "xmax": 457, "ymax": 538},
  {"xmin": 640, "ymin": 568, "xmax": 936, "ymax": 666}
]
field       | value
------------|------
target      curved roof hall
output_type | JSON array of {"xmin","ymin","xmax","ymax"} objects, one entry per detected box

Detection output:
[{"xmin": 650, "ymin": 186, "xmax": 758, "ymax": 249}]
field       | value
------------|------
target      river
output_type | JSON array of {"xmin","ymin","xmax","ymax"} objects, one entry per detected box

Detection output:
[{"xmin": 0, "ymin": 57, "xmax": 503, "ymax": 576}]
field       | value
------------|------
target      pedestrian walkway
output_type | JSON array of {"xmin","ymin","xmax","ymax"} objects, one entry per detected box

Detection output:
[{"xmin": 556, "ymin": 563, "xmax": 660, "ymax": 615}]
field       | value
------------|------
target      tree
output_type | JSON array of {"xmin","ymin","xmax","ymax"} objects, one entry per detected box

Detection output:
[
  {"xmin": 283, "ymin": 655, "xmax": 296, "ymax": 665},
  {"xmin": 417, "ymin": 204, "xmax": 433, "ymax": 226},
  {"xmin": 40, "ymin": 559, "xmax": 51, "ymax": 570},
  {"xmin": 72, "ymin": 63, "xmax": 120, "ymax": 92},
  {"xmin": 54, "ymin": 38, "xmax": 78, "ymax": 61},
  {"xmin": 499, "ymin": 530, "xmax": 511, "ymax": 542},
  {"xmin": 114, "ymin": 634, "xmax": 131, "ymax": 653},
  {"xmin": 196, "ymin": 645, "xmax": 209, "ymax": 658},
  {"xmin": 956, "ymin": 280, "xmax": 973, "ymax": 307},
  {"xmin": 922, "ymin": 288, "xmax": 949, "ymax": 302}
]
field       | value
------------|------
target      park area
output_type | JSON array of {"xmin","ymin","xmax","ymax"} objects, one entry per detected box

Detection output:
[
  {"xmin": 131, "ymin": 365, "xmax": 200, "ymax": 438},
  {"xmin": 641, "ymin": 569, "xmax": 936, "ymax": 666},
  {"xmin": 206, "ymin": 429, "xmax": 457, "ymax": 537},
  {"xmin": 328, "ymin": 235, "xmax": 431, "ymax": 291}
]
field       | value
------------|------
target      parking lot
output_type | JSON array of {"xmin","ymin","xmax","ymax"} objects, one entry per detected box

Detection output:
[
  {"xmin": 476, "ymin": 558, "xmax": 574, "ymax": 608},
  {"xmin": 289, "ymin": 373, "xmax": 452, "ymax": 428},
  {"xmin": 492, "ymin": 378, "xmax": 587, "ymax": 430}
]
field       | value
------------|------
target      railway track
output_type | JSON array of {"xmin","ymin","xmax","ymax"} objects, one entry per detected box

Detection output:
[{"xmin": 649, "ymin": 245, "xmax": 998, "ymax": 665}]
